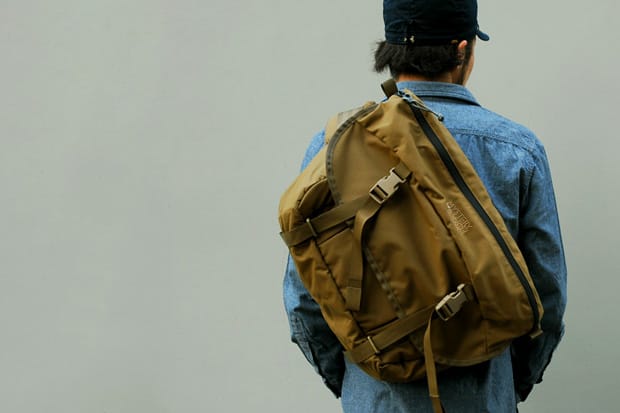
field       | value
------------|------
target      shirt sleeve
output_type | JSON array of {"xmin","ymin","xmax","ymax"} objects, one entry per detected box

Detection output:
[
  {"xmin": 511, "ymin": 144, "xmax": 568, "ymax": 401},
  {"xmin": 282, "ymin": 130, "xmax": 345, "ymax": 397}
]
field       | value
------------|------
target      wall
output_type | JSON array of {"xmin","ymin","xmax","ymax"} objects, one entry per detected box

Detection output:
[{"xmin": 1, "ymin": 1, "xmax": 617, "ymax": 412}]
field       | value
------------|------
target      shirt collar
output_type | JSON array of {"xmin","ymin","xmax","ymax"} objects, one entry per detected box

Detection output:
[{"xmin": 396, "ymin": 81, "xmax": 481, "ymax": 106}]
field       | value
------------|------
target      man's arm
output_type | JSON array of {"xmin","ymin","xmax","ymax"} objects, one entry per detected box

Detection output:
[{"xmin": 512, "ymin": 145, "xmax": 568, "ymax": 401}]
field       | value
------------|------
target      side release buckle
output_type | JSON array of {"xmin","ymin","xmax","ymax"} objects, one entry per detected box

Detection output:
[
  {"xmin": 435, "ymin": 284, "xmax": 472, "ymax": 321},
  {"xmin": 369, "ymin": 167, "xmax": 407, "ymax": 204}
]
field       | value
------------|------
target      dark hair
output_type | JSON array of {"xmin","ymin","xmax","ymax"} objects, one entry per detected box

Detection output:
[{"xmin": 373, "ymin": 38, "xmax": 474, "ymax": 79}]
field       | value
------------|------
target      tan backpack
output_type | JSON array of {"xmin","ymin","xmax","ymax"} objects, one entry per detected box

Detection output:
[{"xmin": 278, "ymin": 80, "xmax": 543, "ymax": 413}]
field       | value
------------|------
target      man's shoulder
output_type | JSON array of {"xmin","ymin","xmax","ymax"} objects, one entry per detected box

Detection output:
[
  {"xmin": 301, "ymin": 130, "xmax": 326, "ymax": 170},
  {"xmin": 401, "ymin": 81, "xmax": 544, "ymax": 157},
  {"xmin": 444, "ymin": 103, "xmax": 544, "ymax": 157}
]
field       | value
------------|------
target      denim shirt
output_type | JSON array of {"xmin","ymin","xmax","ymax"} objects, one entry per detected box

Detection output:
[{"xmin": 283, "ymin": 81, "xmax": 567, "ymax": 413}]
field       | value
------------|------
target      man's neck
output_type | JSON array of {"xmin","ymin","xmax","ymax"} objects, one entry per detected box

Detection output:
[
  {"xmin": 397, "ymin": 71, "xmax": 465, "ymax": 85},
  {"xmin": 397, "ymin": 74, "xmax": 452, "ymax": 83},
  {"xmin": 397, "ymin": 60, "xmax": 472, "ymax": 86}
]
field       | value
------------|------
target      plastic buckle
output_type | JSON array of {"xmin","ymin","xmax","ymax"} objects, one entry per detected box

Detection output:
[
  {"xmin": 369, "ymin": 167, "xmax": 406, "ymax": 204},
  {"xmin": 435, "ymin": 284, "xmax": 469, "ymax": 321}
]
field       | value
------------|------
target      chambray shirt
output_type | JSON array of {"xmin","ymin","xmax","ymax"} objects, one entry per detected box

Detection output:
[{"xmin": 283, "ymin": 82, "xmax": 567, "ymax": 413}]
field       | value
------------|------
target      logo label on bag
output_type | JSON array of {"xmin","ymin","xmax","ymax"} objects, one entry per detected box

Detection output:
[{"xmin": 447, "ymin": 201, "xmax": 472, "ymax": 233}]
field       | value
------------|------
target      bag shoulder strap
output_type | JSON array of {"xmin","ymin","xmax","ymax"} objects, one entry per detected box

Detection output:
[{"xmin": 381, "ymin": 78, "xmax": 398, "ymax": 98}]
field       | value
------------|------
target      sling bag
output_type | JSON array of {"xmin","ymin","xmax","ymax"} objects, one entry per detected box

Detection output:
[{"xmin": 278, "ymin": 80, "xmax": 544, "ymax": 413}]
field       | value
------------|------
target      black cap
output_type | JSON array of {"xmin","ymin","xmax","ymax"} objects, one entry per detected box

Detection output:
[{"xmin": 384, "ymin": 0, "xmax": 490, "ymax": 45}]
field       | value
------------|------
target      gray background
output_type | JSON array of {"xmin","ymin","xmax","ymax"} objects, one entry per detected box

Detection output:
[{"xmin": 1, "ymin": 0, "xmax": 617, "ymax": 412}]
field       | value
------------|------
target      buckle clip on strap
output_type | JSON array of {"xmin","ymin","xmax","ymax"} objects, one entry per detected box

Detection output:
[
  {"xmin": 369, "ymin": 167, "xmax": 408, "ymax": 204},
  {"xmin": 435, "ymin": 284, "xmax": 473, "ymax": 321}
]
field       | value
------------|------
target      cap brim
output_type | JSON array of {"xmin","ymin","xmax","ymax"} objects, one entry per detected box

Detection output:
[{"xmin": 477, "ymin": 29, "xmax": 490, "ymax": 41}]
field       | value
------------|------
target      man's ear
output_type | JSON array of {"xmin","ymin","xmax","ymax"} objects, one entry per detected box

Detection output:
[{"xmin": 456, "ymin": 40, "xmax": 469, "ymax": 65}]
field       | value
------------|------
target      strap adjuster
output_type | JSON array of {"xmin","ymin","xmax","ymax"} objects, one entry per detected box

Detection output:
[
  {"xmin": 435, "ymin": 284, "xmax": 472, "ymax": 321},
  {"xmin": 305, "ymin": 217, "xmax": 319, "ymax": 238},
  {"xmin": 367, "ymin": 336, "xmax": 380, "ymax": 355},
  {"xmin": 369, "ymin": 167, "xmax": 407, "ymax": 204}
]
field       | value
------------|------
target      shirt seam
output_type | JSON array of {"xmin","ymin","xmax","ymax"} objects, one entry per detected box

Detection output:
[{"xmin": 450, "ymin": 128, "xmax": 539, "ymax": 158}]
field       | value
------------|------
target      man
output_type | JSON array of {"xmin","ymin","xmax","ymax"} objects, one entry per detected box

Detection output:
[{"xmin": 283, "ymin": 0, "xmax": 567, "ymax": 411}]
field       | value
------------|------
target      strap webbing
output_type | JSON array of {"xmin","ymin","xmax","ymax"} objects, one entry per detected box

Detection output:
[
  {"xmin": 345, "ymin": 162, "xmax": 412, "ymax": 311},
  {"xmin": 424, "ymin": 316, "xmax": 445, "ymax": 413},
  {"xmin": 424, "ymin": 284, "xmax": 475, "ymax": 413},
  {"xmin": 345, "ymin": 305, "xmax": 435, "ymax": 363},
  {"xmin": 345, "ymin": 196, "xmax": 382, "ymax": 311},
  {"xmin": 280, "ymin": 196, "xmax": 367, "ymax": 247}
]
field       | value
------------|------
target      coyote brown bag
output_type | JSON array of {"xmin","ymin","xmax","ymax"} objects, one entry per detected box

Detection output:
[{"xmin": 278, "ymin": 80, "xmax": 544, "ymax": 412}]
